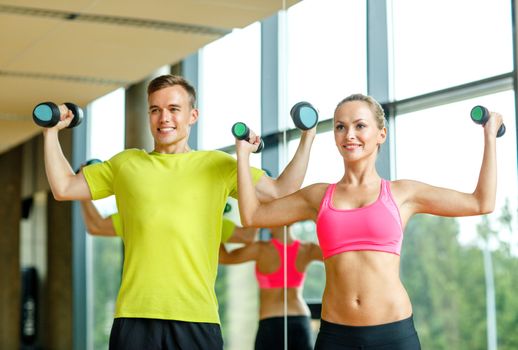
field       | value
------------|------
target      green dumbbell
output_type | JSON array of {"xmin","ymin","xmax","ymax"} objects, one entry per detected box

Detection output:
[
  {"xmin": 224, "ymin": 203, "xmax": 232, "ymax": 214},
  {"xmin": 231, "ymin": 122, "xmax": 264, "ymax": 153},
  {"xmin": 470, "ymin": 105, "xmax": 505, "ymax": 137},
  {"xmin": 32, "ymin": 102, "xmax": 84, "ymax": 128},
  {"xmin": 290, "ymin": 101, "xmax": 319, "ymax": 130}
]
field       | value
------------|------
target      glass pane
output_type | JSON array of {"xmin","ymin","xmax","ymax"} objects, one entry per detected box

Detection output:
[
  {"xmin": 217, "ymin": 165, "xmax": 265, "ymax": 350},
  {"xmin": 216, "ymin": 151, "xmax": 262, "ymax": 348},
  {"xmin": 86, "ymin": 88, "xmax": 125, "ymax": 350},
  {"xmin": 286, "ymin": 0, "xmax": 367, "ymax": 128},
  {"xmin": 289, "ymin": 130, "xmax": 343, "ymax": 187},
  {"xmin": 395, "ymin": 91, "xmax": 518, "ymax": 349},
  {"xmin": 199, "ymin": 22, "xmax": 261, "ymax": 151},
  {"xmin": 391, "ymin": 0, "xmax": 513, "ymax": 100},
  {"xmin": 199, "ymin": 22, "xmax": 262, "ymax": 348}
]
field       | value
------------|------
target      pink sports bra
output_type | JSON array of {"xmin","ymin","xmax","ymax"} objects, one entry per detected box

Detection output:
[
  {"xmin": 316, "ymin": 179, "xmax": 403, "ymax": 259},
  {"xmin": 255, "ymin": 239, "xmax": 306, "ymax": 289}
]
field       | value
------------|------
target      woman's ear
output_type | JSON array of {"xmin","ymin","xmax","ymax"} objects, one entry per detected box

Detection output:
[{"xmin": 377, "ymin": 127, "xmax": 387, "ymax": 145}]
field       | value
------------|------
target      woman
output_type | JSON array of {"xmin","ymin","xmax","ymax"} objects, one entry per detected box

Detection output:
[
  {"xmin": 235, "ymin": 94, "xmax": 502, "ymax": 349},
  {"xmin": 219, "ymin": 225, "xmax": 322, "ymax": 350}
]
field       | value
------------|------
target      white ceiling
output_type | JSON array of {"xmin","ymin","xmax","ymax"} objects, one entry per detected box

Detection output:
[{"xmin": 0, "ymin": 0, "xmax": 297, "ymax": 154}]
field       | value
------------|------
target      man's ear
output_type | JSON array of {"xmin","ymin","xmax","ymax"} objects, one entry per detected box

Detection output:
[{"xmin": 189, "ymin": 108, "xmax": 199, "ymax": 125}]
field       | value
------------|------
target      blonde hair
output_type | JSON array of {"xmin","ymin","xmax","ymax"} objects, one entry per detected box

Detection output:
[{"xmin": 335, "ymin": 93, "xmax": 385, "ymax": 130}]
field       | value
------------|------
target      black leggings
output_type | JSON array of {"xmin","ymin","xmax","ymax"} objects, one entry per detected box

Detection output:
[
  {"xmin": 255, "ymin": 315, "xmax": 313, "ymax": 350},
  {"xmin": 314, "ymin": 316, "xmax": 421, "ymax": 350}
]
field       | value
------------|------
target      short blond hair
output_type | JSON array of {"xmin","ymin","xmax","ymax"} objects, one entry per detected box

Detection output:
[{"xmin": 147, "ymin": 74, "xmax": 197, "ymax": 108}]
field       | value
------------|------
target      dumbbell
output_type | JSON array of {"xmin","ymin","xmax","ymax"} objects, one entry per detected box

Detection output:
[
  {"xmin": 231, "ymin": 122, "xmax": 264, "ymax": 153},
  {"xmin": 290, "ymin": 101, "xmax": 319, "ymax": 130},
  {"xmin": 75, "ymin": 158, "xmax": 102, "ymax": 174},
  {"xmin": 470, "ymin": 105, "xmax": 505, "ymax": 137},
  {"xmin": 224, "ymin": 202, "xmax": 232, "ymax": 214},
  {"xmin": 32, "ymin": 102, "xmax": 84, "ymax": 128}
]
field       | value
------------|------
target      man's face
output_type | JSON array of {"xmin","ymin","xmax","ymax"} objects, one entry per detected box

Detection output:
[{"xmin": 148, "ymin": 85, "xmax": 198, "ymax": 153}]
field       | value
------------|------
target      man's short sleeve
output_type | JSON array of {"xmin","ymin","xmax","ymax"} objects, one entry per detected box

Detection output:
[{"xmin": 82, "ymin": 161, "xmax": 115, "ymax": 200}]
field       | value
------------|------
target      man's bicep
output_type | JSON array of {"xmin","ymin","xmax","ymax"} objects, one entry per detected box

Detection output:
[{"xmin": 68, "ymin": 173, "xmax": 93, "ymax": 200}]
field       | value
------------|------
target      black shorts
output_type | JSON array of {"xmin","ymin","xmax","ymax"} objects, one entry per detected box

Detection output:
[
  {"xmin": 109, "ymin": 318, "xmax": 223, "ymax": 350},
  {"xmin": 254, "ymin": 315, "xmax": 313, "ymax": 350},
  {"xmin": 314, "ymin": 316, "xmax": 421, "ymax": 350}
]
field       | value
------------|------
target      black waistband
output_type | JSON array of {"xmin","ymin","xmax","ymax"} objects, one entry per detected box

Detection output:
[{"xmin": 319, "ymin": 316, "xmax": 417, "ymax": 345}]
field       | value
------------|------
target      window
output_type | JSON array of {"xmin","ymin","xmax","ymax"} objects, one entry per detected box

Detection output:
[
  {"xmin": 198, "ymin": 22, "xmax": 262, "ymax": 349},
  {"xmin": 286, "ymin": 0, "xmax": 367, "ymax": 128},
  {"xmin": 86, "ymin": 88, "xmax": 125, "ymax": 350},
  {"xmin": 395, "ymin": 91, "xmax": 518, "ymax": 349},
  {"xmin": 198, "ymin": 22, "xmax": 261, "ymax": 151},
  {"xmin": 391, "ymin": 0, "xmax": 513, "ymax": 99}
]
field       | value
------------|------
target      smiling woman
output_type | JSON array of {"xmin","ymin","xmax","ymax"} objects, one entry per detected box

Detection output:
[{"xmin": 235, "ymin": 91, "xmax": 503, "ymax": 349}]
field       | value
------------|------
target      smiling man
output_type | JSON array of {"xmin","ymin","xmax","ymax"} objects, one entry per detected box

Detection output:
[{"xmin": 41, "ymin": 74, "xmax": 316, "ymax": 350}]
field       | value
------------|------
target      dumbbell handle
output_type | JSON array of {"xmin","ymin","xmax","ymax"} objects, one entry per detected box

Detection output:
[
  {"xmin": 53, "ymin": 104, "xmax": 69, "ymax": 117},
  {"xmin": 470, "ymin": 105, "xmax": 505, "ymax": 138},
  {"xmin": 231, "ymin": 122, "xmax": 264, "ymax": 153}
]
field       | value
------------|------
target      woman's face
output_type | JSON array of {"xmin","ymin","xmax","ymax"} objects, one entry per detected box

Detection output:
[{"xmin": 333, "ymin": 101, "xmax": 386, "ymax": 162}]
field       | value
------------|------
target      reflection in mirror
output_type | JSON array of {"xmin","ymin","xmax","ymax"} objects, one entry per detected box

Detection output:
[{"xmin": 219, "ymin": 224, "xmax": 323, "ymax": 349}]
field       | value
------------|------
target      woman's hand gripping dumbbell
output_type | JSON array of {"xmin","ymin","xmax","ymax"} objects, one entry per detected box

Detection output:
[
  {"xmin": 470, "ymin": 105, "xmax": 505, "ymax": 137},
  {"xmin": 231, "ymin": 101, "xmax": 318, "ymax": 153},
  {"xmin": 32, "ymin": 102, "xmax": 84, "ymax": 129}
]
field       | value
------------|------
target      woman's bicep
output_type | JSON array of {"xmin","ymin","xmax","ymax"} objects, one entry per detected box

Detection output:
[
  {"xmin": 404, "ymin": 180, "xmax": 481, "ymax": 217},
  {"xmin": 253, "ymin": 175, "xmax": 277, "ymax": 202},
  {"xmin": 251, "ymin": 189, "xmax": 318, "ymax": 228}
]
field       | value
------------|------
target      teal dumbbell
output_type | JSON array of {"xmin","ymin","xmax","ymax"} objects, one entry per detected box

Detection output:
[
  {"xmin": 470, "ymin": 105, "xmax": 505, "ymax": 137},
  {"xmin": 231, "ymin": 122, "xmax": 264, "ymax": 153},
  {"xmin": 290, "ymin": 101, "xmax": 319, "ymax": 130},
  {"xmin": 75, "ymin": 158, "xmax": 102, "ymax": 174},
  {"xmin": 32, "ymin": 102, "xmax": 83, "ymax": 128}
]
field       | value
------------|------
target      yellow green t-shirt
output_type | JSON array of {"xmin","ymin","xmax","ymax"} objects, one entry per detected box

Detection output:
[
  {"xmin": 220, "ymin": 217, "xmax": 236, "ymax": 243},
  {"xmin": 83, "ymin": 149, "xmax": 263, "ymax": 323},
  {"xmin": 111, "ymin": 212, "xmax": 123, "ymax": 236},
  {"xmin": 112, "ymin": 213, "xmax": 236, "ymax": 243}
]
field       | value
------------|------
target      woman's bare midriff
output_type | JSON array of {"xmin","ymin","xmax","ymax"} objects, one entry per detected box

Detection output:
[
  {"xmin": 321, "ymin": 250, "xmax": 412, "ymax": 326},
  {"xmin": 258, "ymin": 287, "xmax": 311, "ymax": 320}
]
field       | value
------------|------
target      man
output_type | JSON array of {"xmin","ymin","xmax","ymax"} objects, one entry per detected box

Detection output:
[{"xmin": 42, "ymin": 74, "xmax": 315, "ymax": 349}]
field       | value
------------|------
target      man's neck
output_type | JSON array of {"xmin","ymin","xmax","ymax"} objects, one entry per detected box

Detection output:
[{"xmin": 153, "ymin": 143, "xmax": 192, "ymax": 154}]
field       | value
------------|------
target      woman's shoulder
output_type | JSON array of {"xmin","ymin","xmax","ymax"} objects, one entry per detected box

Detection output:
[
  {"xmin": 388, "ymin": 179, "xmax": 432, "ymax": 204},
  {"xmin": 389, "ymin": 178, "xmax": 429, "ymax": 192},
  {"xmin": 303, "ymin": 182, "xmax": 331, "ymax": 193},
  {"xmin": 301, "ymin": 183, "xmax": 332, "ymax": 200}
]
